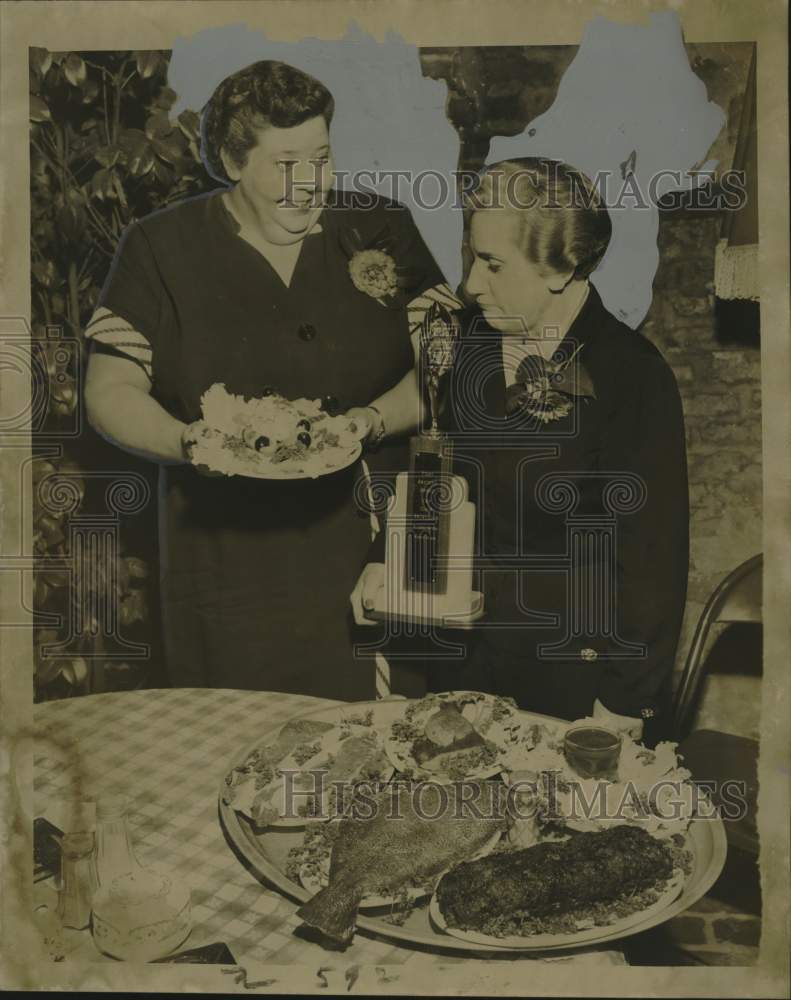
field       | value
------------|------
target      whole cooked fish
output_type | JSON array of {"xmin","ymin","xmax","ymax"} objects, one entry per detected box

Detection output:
[
  {"xmin": 435, "ymin": 824, "xmax": 675, "ymax": 932},
  {"xmin": 296, "ymin": 781, "xmax": 507, "ymax": 943}
]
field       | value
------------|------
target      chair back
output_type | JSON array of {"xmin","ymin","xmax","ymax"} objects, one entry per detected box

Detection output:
[{"xmin": 673, "ymin": 553, "xmax": 762, "ymax": 737}]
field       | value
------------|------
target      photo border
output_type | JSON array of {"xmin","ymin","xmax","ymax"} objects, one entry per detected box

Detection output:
[{"xmin": 1, "ymin": 1, "xmax": 788, "ymax": 994}]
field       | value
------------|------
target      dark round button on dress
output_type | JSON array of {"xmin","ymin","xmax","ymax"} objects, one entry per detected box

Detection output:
[{"xmin": 298, "ymin": 323, "xmax": 316, "ymax": 341}]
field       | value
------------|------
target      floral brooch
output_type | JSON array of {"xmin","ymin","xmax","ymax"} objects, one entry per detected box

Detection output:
[
  {"xmin": 339, "ymin": 222, "xmax": 422, "ymax": 308},
  {"xmin": 348, "ymin": 248, "xmax": 398, "ymax": 304},
  {"xmin": 505, "ymin": 345, "xmax": 596, "ymax": 423}
]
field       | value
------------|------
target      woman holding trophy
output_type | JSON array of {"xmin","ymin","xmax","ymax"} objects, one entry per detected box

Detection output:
[
  {"xmin": 83, "ymin": 60, "xmax": 452, "ymax": 697},
  {"xmin": 353, "ymin": 158, "xmax": 689, "ymax": 744}
]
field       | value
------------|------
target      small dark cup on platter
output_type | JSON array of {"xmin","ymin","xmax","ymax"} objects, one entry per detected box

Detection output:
[{"xmin": 563, "ymin": 725, "xmax": 622, "ymax": 780}]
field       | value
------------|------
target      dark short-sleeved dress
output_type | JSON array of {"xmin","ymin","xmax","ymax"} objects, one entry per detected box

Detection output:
[
  {"xmin": 423, "ymin": 285, "xmax": 690, "ymax": 736},
  {"xmin": 97, "ymin": 189, "xmax": 444, "ymax": 698}
]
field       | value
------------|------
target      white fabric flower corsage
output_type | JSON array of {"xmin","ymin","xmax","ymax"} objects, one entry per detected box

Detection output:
[{"xmin": 348, "ymin": 249, "xmax": 398, "ymax": 305}]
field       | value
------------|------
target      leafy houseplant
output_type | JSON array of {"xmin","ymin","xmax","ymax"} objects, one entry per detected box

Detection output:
[{"xmin": 30, "ymin": 48, "xmax": 218, "ymax": 700}]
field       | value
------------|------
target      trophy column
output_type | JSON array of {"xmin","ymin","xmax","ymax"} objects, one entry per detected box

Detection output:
[{"xmin": 368, "ymin": 303, "xmax": 483, "ymax": 629}]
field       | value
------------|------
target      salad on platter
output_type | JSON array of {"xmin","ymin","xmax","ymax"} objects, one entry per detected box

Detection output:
[{"xmin": 190, "ymin": 384, "xmax": 363, "ymax": 479}]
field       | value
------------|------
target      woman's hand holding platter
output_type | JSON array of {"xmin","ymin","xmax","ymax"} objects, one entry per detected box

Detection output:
[
  {"xmin": 345, "ymin": 406, "xmax": 386, "ymax": 448},
  {"xmin": 343, "ymin": 407, "xmax": 373, "ymax": 442}
]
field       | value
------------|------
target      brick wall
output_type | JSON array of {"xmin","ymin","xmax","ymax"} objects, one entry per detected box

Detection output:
[
  {"xmin": 421, "ymin": 43, "xmax": 761, "ymax": 736},
  {"xmin": 645, "ymin": 215, "xmax": 762, "ymax": 738}
]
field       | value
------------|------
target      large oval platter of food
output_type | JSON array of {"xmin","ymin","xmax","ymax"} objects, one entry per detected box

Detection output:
[
  {"xmin": 191, "ymin": 384, "xmax": 362, "ymax": 480},
  {"xmin": 218, "ymin": 697, "xmax": 727, "ymax": 953}
]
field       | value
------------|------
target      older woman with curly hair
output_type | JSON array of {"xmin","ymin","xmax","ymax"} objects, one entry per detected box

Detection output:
[
  {"xmin": 354, "ymin": 158, "xmax": 689, "ymax": 743},
  {"xmin": 84, "ymin": 60, "xmax": 455, "ymax": 697}
]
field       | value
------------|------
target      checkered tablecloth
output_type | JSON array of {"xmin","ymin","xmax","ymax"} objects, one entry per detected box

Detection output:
[{"xmin": 33, "ymin": 688, "xmax": 625, "ymax": 969}]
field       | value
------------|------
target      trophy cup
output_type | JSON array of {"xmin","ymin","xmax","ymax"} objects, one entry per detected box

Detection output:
[{"xmin": 368, "ymin": 301, "xmax": 484, "ymax": 627}]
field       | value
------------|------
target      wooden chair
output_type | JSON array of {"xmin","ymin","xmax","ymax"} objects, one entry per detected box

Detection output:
[{"xmin": 673, "ymin": 554, "xmax": 762, "ymax": 856}]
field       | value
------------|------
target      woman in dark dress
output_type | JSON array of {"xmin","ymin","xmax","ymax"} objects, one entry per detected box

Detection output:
[
  {"xmin": 83, "ymin": 61, "xmax": 450, "ymax": 698},
  {"xmin": 354, "ymin": 158, "xmax": 689, "ymax": 742}
]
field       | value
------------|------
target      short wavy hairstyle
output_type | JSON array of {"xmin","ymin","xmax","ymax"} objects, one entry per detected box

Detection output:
[
  {"xmin": 472, "ymin": 158, "xmax": 612, "ymax": 281},
  {"xmin": 201, "ymin": 61, "xmax": 335, "ymax": 183}
]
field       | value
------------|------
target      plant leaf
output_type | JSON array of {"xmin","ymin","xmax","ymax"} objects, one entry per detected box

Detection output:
[
  {"xmin": 135, "ymin": 51, "xmax": 163, "ymax": 80},
  {"xmin": 61, "ymin": 657, "xmax": 88, "ymax": 688},
  {"xmin": 117, "ymin": 128, "xmax": 149, "ymax": 155},
  {"xmin": 39, "ymin": 568, "xmax": 69, "ymax": 589},
  {"xmin": 81, "ymin": 78, "xmax": 100, "ymax": 105},
  {"xmin": 112, "ymin": 174, "xmax": 128, "ymax": 210},
  {"xmin": 35, "ymin": 656, "xmax": 64, "ymax": 686},
  {"xmin": 151, "ymin": 132, "xmax": 188, "ymax": 165},
  {"xmin": 151, "ymin": 158, "xmax": 174, "ymax": 186},
  {"xmin": 30, "ymin": 47, "xmax": 52, "ymax": 77},
  {"xmin": 36, "ymin": 514, "xmax": 66, "ymax": 546},
  {"xmin": 30, "ymin": 95, "xmax": 51, "ymax": 123},
  {"xmin": 145, "ymin": 112, "xmax": 174, "ymax": 140},
  {"xmin": 32, "ymin": 260, "xmax": 60, "ymax": 288},
  {"xmin": 176, "ymin": 109, "xmax": 200, "ymax": 140},
  {"xmin": 90, "ymin": 167, "xmax": 116, "ymax": 201},
  {"xmin": 129, "ymin": 147, "xmax": 156, "ymax": 177},
  {"xmin": 119, "ymin": 590, "xmax": 146, "ymax": 626},
  {"xmin": 50, "ymin": 378, "xmax": 78, "ymax": 417},
  {"xmin": 57, "ymin": 201, "xmax": 88, "ymax": 243},
  {"xmin": 32, "ymin": 458, "xmax": 58, "ymax": 483},
  {"xmin": 34, "ymin": 578, "xmax": 51, "ymax": 608},
  {"xmin": 63, "ymin": 53, "xmax": 87, "ymax": 87},
  {"xmin": 125, "ymin": 556, "xmax": 148, "ymax": 580},
  {"xmin": 119, "ymin": 129, "xmax": 155, "ymax": 176},
  {"xmin": 95, "ymin": 145, "xmax": 120, "ymax": 168},
  {"xmin": 153, "ymin": 85, "xmax": 178, "ymax": 110}
]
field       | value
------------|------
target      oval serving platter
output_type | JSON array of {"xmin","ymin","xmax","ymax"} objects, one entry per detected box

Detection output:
[{"xmin": 218, "ymin": 698, "xmax": 727, "ymax": 954}]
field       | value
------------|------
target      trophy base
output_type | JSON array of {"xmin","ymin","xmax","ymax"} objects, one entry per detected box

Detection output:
[
  {"xmin": 366, "ymin": 469, "xmax": 484, "ymax": 630},
  {"xmin": 366, "ymin": 569, "xmax": 484, "ymax": 629}
]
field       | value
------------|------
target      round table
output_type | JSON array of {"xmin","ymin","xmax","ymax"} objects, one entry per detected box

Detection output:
[{"xmin": 33, "ymin": 688, "xmax": 626, "ymax": 972}]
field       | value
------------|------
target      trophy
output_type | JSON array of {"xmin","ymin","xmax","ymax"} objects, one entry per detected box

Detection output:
[{"xmin": 368, "ymin": 301, "xmax": 484, "ymax": 627}]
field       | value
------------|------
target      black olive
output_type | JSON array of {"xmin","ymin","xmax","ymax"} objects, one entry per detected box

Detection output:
[
  {"xmin": 297, "ymin": 419, "xmax": 311, "ymax": 431},
  {"xmin": 261, "ymin": 386, "xmax": 274, "ymax": 397},
  {"xmin": 254, "ymin": 435, "xmax": 270, "ymax": 451},
  {"xmin": 297, "ymin": 432, "xmax": 312, "ymax": 447}
]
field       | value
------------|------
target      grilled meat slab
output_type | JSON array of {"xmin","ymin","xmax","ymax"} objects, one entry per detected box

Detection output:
[{"xmin": 436, "ymin": 824, "xmax": 675, "ymax": 930}]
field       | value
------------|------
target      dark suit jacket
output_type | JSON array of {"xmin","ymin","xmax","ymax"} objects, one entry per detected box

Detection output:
[
  {"xmin": 438, "ymin": 285, "xmax": 690, "ymax": 723},
  {"xmin": 377, "ymin": 284, "xmax": 689, "ymax": 729}
]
